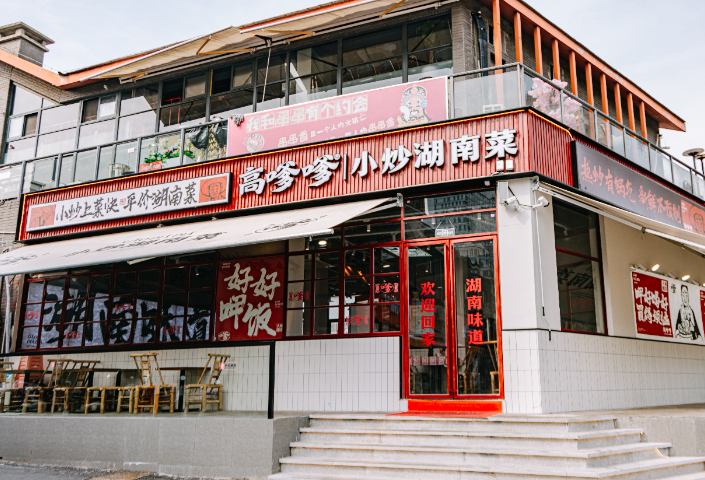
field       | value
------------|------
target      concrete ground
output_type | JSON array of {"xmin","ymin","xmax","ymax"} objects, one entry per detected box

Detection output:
[
  {"xmin": 0, "ymin": 461, "xmax": 221, "ymax": 480},
  {"xmin": 569, "ymin": 403, "xmax": 705, "ymax": 457}
]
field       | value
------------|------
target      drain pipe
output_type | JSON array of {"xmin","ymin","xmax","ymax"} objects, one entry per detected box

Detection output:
[{"xmin": 531, "ymin": 181, "xmax": 551, "ymax": 341}]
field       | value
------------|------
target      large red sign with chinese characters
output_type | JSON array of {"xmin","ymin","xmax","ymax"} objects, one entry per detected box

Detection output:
[
  {"xmin": 631, "ymin": 271, "xmax": 672, "ymax": 337},
  {"xmin": 22, "ymin": 112, "xmax": 528, "ymax": 241},
  {"xmin": 227, "ymin": 77, "xmax": 448, "ymax": 156},
  {"xmin": 215, "ymin": 256, "xmax": 285, "ymax": 342}
]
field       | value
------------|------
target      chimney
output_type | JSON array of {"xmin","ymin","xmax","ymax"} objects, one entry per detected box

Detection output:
[{"xmin": 0, "ymin": 22, "xmax": 54, "ymax": 66}]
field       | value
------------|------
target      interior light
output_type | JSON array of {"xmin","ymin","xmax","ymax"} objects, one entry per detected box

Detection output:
[
  {"xmin": 383, "ymin": 264, "xmax": 390, "ymax": 268},
  {"xmin": 318, "ymin": 240, "xmax": 327, "ymax": 246},
  {"xmin": 682, "ymin": 275, "xmax": 691, "ymax": 281},
  {"xmin": 651, "ymin": 264, "xmax": 660, "ymax": 272}
]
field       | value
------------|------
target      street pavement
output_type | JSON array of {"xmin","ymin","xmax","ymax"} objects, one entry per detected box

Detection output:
[{"xmin": 0, "ymin": 462, "xmax": 218, "ymax": 480}]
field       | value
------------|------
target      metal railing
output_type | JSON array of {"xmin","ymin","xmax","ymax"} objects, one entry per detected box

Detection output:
[{"xmin": 1, "ymin": 63, "xmax": 701, "ymax": 203}]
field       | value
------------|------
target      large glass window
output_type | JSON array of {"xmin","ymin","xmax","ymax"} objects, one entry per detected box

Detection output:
[
  {"xmin": 289, "ymin": 42, "xmax": 339, "ymax": 105},
  {"xmin": 23, "ymin": 157, "xmax": 58, "ymax": 192},
  {"xmin": 407, "ymin": 16, "xmax": 453, "ymax": 81},
  {"xmin": 11, "ymin": 86, "xmax": 43, "ymax": 116},
  {"xmin": 39, "ymin": 104, "xmax": 79, "ymax": 134},
  {"xmin": 404, "ymin": 191, "xmax": 497, "ymax": 239},
  {"xmin": 120, "ymin": 85, "xmax": 158, "ymax": 116},
  {"xmin": 18, "ymin": 254, "xmax": 216, "ymax": 350},
  {"xmin": 256, "ymin": 54, "xmax": 287, "ymax": 111},
  {"xmin": 553, "ymin": 199, "xmax": 605, "ymax": 333},
  {"xmin": 343, "ymin": 28, "xmax": 403, "ymax": 94}
]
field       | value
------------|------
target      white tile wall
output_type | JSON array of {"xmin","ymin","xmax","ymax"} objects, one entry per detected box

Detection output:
[
  {"xmin": 30, "ymin": 335, "xmax": 402, "ymax": 413},
  {"xmin": 274, "ymin": 336, "xmax": 401, "ymax": 413},
  {"xmin": 503, "ymin": 329, "xmax": 705, "ymax": 414}
]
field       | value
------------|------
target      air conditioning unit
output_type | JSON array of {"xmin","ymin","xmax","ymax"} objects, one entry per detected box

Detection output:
[{"xmin": 483, "ymin": 104, "xmax": 504, "ymax": 113}]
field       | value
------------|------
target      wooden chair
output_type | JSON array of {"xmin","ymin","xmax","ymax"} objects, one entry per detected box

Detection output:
[
  {"xmin": 23, "ymin": 359, "xmax": 73, "ymax": 413},
  {"xmin": 51, "ymin": 360, "xmax": 100, "ymax": 413},
  {"xmin": 130, "ymin": 353, "xmax": 175, "ymax": 414},
  {"xmin": 457, "ymin": 347, "xmax": 483, "ymax": 395},
  {"xmin": 85, "ymin": 385, "xmax": 135, "ymax": 414},
  {"xmin": 185, "ymin": 353, "xmax": 230, "ymax": 412}
]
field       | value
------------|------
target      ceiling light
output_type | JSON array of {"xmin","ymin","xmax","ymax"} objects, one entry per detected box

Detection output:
[
  {"xmin": 682, "ymin": 275, "xmax": 691, "ymax": 281},
  {"xmin": 383, "ymin": 264, "xmax": 390, "ymax": 268},
  {"xmin": 651, "ymin": 264, "xmax": 660, "ymax": 272},
  {"xmin": 318, "ymin": 240, "xmax": 327, "ymax": 246}
]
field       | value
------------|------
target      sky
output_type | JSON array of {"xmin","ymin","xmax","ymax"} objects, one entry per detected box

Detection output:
[{"xmin": 4, "ymin": 0, "xmax": 703, "ymax": 162}]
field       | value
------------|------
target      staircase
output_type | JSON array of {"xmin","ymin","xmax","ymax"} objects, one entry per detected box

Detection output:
[{"xmin": 269, "ymin": 414, "xmax": 705, "ymax": 480}]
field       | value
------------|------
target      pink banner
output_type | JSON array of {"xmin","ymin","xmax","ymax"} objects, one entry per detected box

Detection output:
[{"xmin": 227, "ymin": 77, "xmax": 448, "ymax": 156}]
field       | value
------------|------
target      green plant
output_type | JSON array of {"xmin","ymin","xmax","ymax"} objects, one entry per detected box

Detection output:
[{"xmin": 144, "ymin": 147, "xmax": 181, "ymax": 164}]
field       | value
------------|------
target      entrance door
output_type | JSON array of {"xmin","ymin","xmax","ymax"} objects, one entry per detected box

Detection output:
[{"xmin": 405, "ymin": 236, "xmax": 501, "ymax": 398}]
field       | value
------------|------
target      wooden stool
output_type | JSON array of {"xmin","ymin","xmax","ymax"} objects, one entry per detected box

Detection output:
[
  {"xmin": 51, "ymin": 360, "xmax": 99, "ymax": 413},
  {"xmin": 185, "ymin": 353, "xmax": 230, "ymax": 412},
  {"xmin": 23, "ymin": 359, "xmax": 72, "ymax": 413}
]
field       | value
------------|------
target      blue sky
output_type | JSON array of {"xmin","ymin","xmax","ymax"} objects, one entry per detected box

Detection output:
[{"xmin": 4, "ymin": 0, "xmax": 703, "ymax": 161}]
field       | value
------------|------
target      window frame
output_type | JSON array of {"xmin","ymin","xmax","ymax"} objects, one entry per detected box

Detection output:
[{"xmin": 552, "ymin": 199, "xmax": 608, "ymax": 335}]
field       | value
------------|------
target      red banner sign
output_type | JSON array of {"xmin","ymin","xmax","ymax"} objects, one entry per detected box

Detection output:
[
  {"xmin": 227, "ymin": 77, "xmax": 448, "ymax": 156},
  {"xmin": 215, "ymin": 256, "xmax": 285, "ymax": 342},
  {"xmin": 631, "ymin": 271, "xmax": 672, "ymax": 337}
]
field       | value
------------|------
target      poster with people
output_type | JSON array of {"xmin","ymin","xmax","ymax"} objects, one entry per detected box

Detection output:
[{"xmin": 631, "ymin": 270, "xmax": 705, "ymax": 345}]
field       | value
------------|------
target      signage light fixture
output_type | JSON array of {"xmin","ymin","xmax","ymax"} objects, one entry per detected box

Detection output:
[
  {"xmin": 651, "ymin": 264, "xmax": 660, "ymax": 272},
  {"xmin": 682, "ymin": 274, "xmax": 691, "ymax": 281}
]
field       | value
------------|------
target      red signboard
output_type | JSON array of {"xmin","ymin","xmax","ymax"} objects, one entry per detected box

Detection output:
[
  {"xmin": 631, "ymin": 271, "xmax": 672, "ymax": 337},
  {"xmin": 215, "ymin": 256, "xmax": 285, "ymax": 342},
  {"xmin": 227, "ymin": 77, "xmax": 448, "ymax": 156}
]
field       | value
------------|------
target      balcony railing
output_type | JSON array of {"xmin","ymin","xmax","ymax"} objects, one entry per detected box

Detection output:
[{"xmin": 1, "ymin": 63, "xmax": 701, "ymax": 204}]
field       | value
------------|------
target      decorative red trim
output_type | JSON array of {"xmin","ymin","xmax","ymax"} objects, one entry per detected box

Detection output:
[{"xmin": 405, "ymin": 399, "xmax": 503, "ymax": 414}]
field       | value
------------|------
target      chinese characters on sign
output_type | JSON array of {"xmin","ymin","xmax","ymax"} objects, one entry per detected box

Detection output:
[
  {"xmin": 227, "ymin": 77, "xmax": 448, "ymax": 156},
  {"xmin": 631, "ymin": 270, "xmax": 705, "ymax": 345},
  {"xmin": 574, "ymin": 141, "xmax": 705, "ymax": 238},
  {"xmin": 420, "ymin": 280, "xmax": 436, "ymax": 348},
  {"xmin": 237, "ymin": 130, "xmax": 518, "ymax": 194},
  {"xmin": 215, "ymin": 257, "xmax": 285, "ymax": 341},
  {"xmin": 26, "ymin": 173, "xmax": 232, "ymax": 233},
  {"xmin": 466, "ymin": 277, "xmax": 484, "ymax": 346}
]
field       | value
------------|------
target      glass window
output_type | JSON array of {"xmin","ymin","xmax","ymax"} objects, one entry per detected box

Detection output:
[
  {"xmin": 233, "ymin": 63, "xmax": 253, "ymax": 88},
  {"xmin": 39, "ymin": 104, "xmax": 79, "ymax": 134},
  {"xmin": 82, "ymin": 98, "xmax": 99, "ymax": 122},
  {"xmin": 210, "ymin": 90, "xmax": 253, "ymax": 118},
  {"xmin": 118, "ymin": 111, "xmax": 156, "ymax": 140},
  {"xmin": 11, "ymin": 86, "xmax": 43, "ymax": 115},
  {"xmin": 97, "ymin": 142, "xmax": 138, "ymax": 180},
  {"xmin": 185, "ymin": 74, "xmax": 208, "ymax": 99},
  {"xmin": 408, "ymin": 16, "xmax": 452, "ymax": 52},
  {"xmin": 289, "ymin": 71, "xmax": 337, "ymax": 105},
  {"xmin": 23, "ymin": 157, "xmax": 57, "ymax": 193},
  {"xmin": 290, "ymin": 43, "xmax": 338, "ymax": 78},
  {"xmin": 405, "ymin": 212, "xmax": 497, "ymax": 240},
  {"xmin": 257, "ymin": 55, "xmax": 287, "ymax": 84},
  {"xmin": 120, "ymin": 85, "xmax": 158, "ymax": 116},
  {"xmin": 36, "ymin": 129, "xmax": 77, "ymax": 157},
  {"xmin": 405, "ymin": 191, "xmax": 496, "ymax": 216},
  {"xmin": 162, "ymin": 78, "xmax": 184, "ymax": 105},
  {"xmin": 24, "ymin": 113, "xmax": 38, "ymax": 136},
  {"xmin": 78, "ymin": 119, "xmax": 115, "ymax": 148},
  {"xmin": 344, "ymin": 221, "xmax": 402, "ymax": 246},
  {"xmin": 3, "ymin": 137, "xmax": 36, "ymax": 164},
  {"xmin": 159, "ymin": 99, "xmax": 206, "ymax": 131},
  {"xmin": 0, "ymin": 164, "xmax": 23, "ymax": 200},
  {"xmin": 59, "ymin": 150, "xmax": 96, "ymax": 186},
  {"xmin": 343, "ymin": 28, "xmax": 402, "ymax": 67},
  {"xmin": 211, "ymin": 66, "xmax": 232, "ymax": 95},
  {"xmin": 342, "ymin": 57, "xmax": 402, "ymax": 94},
  {"xmin": 82, "ymin": 96, "xmax": 117, "ymax": 122},
  {"xmin": 8, "ymin": 117, "xmax": 23, "ymax": 139},
  {"xmin": 553, "ymin": 199, "xmax": 605, "ymax": 334},
  {"xmin": 139, "ymin": 132, "xmax": 181, "ymax": 170},
  {"xmin": 256, "ymin": 84, "xmax": 285, "ymax": 112},
  {"xmin": 183, "ymin": 123, "xmax": 227, "ymax": 163}
]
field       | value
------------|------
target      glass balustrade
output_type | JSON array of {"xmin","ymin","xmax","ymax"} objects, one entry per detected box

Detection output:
[{"xmin": 452, "ymin": 65, "xmax": 520, "ymax": 118}]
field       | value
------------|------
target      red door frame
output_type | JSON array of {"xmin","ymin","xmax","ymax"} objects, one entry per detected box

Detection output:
[{"xmin": 402, "ymin": 234, "xmax": 503, "ymax": 400}]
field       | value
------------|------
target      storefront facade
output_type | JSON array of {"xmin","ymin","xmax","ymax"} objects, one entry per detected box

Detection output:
[{"xmin": 1, "ymin": 0, "xmax": 703, "ymax": 416}]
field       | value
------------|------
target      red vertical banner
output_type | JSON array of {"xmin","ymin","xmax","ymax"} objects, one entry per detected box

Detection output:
[
  {"xmin": 466, "ymin": 277, "xmax": 484, "ymax": 345},
  {"xmin": 215, "ymin": 256, "xmax": 285, "ymax": 342},
  {"xmin": 631, "ymin": 271, "xmax": 672, "ymax": 337}
]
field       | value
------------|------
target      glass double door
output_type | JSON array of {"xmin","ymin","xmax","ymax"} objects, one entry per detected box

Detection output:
[{"xmin": 406, "ymin": 236, "xmax": 501, "ymax": 398}]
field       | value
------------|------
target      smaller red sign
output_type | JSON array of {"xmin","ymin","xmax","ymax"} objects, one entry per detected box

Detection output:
[
  {"xmin": 199, "ymin": 176, "xmax": 228, "ymax": 203},
  {"xmin": 631, "ymin": 271, "xmax": 672, "ymax": 337},
  {"xmin": 28, "ymin": 204, "xmax": 56, "ymax": 230},
  {"xmin": 215, "ymin": 256, "xmax": 285, "ymax": 342},
  {"xmin": 682, "ymin": 200, "xmax": 705, "ymax": 236},
  {"xmin": 138, "ymin": 162, "xmax": 163, "ymax": 172}
]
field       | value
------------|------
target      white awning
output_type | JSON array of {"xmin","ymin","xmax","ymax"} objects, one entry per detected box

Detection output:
[
  {"xmin": 0, "ymin": 198, "xmax": 390, "ymax": 276},
  {"xmin": 538, "ymin": 183, "xmax": 705, "ymax": 255}
]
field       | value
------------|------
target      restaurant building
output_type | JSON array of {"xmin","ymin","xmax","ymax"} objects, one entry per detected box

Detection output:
[{"xmin": 0, "ymin": 0, "xmax": 703, "ymax": 420}]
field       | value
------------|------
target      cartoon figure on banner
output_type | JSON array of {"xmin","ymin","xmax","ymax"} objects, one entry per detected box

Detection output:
[
  {"xmin": 199, "ymin": 177, "xmax": 228, "ymax": 202},
  {"xmin": 675, "ymin": 285, "xmax": 702, "ymax": 340},
  {"xmin": 398, "ymin": 85, "xmax": 431, "ymax": 127},
  {"xmin": 244, "ymin": 134, "xmax": 265, "ymax": 153}
]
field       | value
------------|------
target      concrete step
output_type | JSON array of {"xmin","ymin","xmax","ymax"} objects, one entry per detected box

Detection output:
[
  {"xmin": 660, "ymin": 474, "xmax": 705, "ymax": 480},
  {"xmin": 308, "ymin": 414, "xmax": 617, "ymax": 434},
  {"xmin": 298, "ymin": 427, "xmax": 644, "ymax": 450},
  {"xmin": 276, "ymin": 456, "xmax": 705, "ymax": 480},
  {"xmin": 289, "ymin": 441, "xmax": 672, "ymax": 469}
]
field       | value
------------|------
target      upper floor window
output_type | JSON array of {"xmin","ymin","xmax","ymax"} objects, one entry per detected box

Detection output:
[{"xmin": 553, "ymin": 199, "xmax": 606, "ymax": 334}]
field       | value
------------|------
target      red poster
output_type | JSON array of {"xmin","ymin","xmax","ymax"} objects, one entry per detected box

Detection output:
[
  {"xmin": 631, "ymin": 271, "xmax": 672, "ymax": 337},
  {"xmin": 215, "ymin": 256, "xmax": 285, "ymax": 342},
  {"xmin": 227, "ymin": 77, "xmax": 448, "ymax": 156},
  {"xmin": 682, "ymin": 200, "xmax": 705, "ymax": 236}
]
